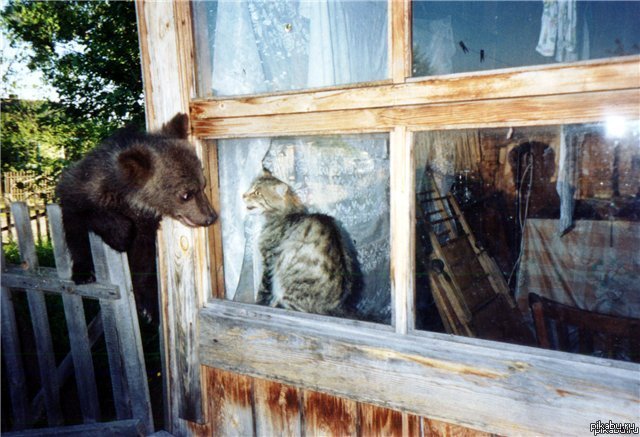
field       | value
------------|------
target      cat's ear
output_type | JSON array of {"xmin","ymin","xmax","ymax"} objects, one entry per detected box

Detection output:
[
  {"xmin": 261, "ymin": 167, "xmax": 273, "ymax": 177},
  {"xmin": 274, "ymin": 182, "xmax": 289, "ymax": 197}
]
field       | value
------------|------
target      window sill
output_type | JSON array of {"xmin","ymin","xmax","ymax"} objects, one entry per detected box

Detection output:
[{"xmin": 198, "ymin": 300, "xmax": 639, "ymax": 436}]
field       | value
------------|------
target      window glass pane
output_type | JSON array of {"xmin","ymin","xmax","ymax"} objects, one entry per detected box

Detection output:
[
  {"xmin": 193, "ymin": 1, "xmax": 388, "ymax": 97},
  {"xmin": 414, "ymin": 120, "xmax": 640, "ymax": 362},
  {"xmin": 412, "ymin": 1, "xmax": 640, "ymax": 77},
  {"xmin": 215, "ymin": 134, "xmax": 391, "ymax": 324}
]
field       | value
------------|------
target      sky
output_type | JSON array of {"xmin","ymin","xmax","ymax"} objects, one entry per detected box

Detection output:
[{"xmin": 0, "ymin": 0, "xmax": 59, "ymax": 101}]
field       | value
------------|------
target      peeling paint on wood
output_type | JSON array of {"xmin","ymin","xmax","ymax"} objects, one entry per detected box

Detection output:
[
  {"xmin": 205, "ymin": 368, "xmax": 254, "ymax": 437},
  {"xmin": 423, "ymin": 417, "xmax": 496, "ymax": 437},
  {"xmin": 358, "ymin": 402, "xmax": 404, "ymax": 437},
  {"xmin": 199, "ymin": 365, "xmax": 488, "ymax": 437},
  {"xmin": 254, "ymin": 378, "xmax": 301, "ymax": 436},
  {"xmin": 303, "ymin": 390, "xmax": 358, "ymax": 437},
  {"xmin": 405, "ymin": 413, "xmax": 423, "ymax": 437}
]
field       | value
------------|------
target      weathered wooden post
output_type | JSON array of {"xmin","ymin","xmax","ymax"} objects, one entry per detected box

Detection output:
[
  {"xmin": 47, "ymin": 205, "xmax": 101, "ymax": 423},
  {"xmin": 0, "ymin": 240, "xmax": 30, "ymax": 430},
  {"xmin": 11, "ymin": 202, "xmax": 63, "ymax": 426},
  {"xmin": 88, "ymin": 232, "xmax": 154, "ymax": 434}
]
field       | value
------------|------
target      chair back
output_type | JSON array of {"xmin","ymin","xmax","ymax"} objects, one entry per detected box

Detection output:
[{"xmin": 529, "ymin": 293, "xmax": 640, "ymax": 362}]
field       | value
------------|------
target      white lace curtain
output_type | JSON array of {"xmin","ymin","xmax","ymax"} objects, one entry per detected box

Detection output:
[
  {"xmin": 211, "ymin": 1, "xmax": 391, "ymax": 322},
  {"xmin": 211, "ymin": 0, "xmax": 387, "ymax": 95}
]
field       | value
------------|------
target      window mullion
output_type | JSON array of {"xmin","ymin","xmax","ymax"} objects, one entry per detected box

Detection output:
[
  {"xmin": 390, "ymin": 126, "xmax": 415, "ymax": 334},
  {"xmin": 389, "ymin": 0, "xmax": 412, "ymax": 84}
]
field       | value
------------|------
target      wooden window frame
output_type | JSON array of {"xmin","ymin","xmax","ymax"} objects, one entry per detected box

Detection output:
[{"xmin": 137, "ymin": 1, "xmax": 640, "ymax": 435}]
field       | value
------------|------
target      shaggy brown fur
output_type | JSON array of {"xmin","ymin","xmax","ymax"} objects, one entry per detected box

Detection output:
[{"xmin": 56, "ymin": 113, "xmax": 216, "ymax": 323}]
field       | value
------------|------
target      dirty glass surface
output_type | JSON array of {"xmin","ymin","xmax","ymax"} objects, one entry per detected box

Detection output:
[
  {"xmin": 412, "ymin": 1, "xmax": 640, "ymax": 77},
  {"xmin": 215, "ymin": 134, "xmax": 391, "ymax": 323},
  {"xmin": 193, "ymin": 0, "xmax": 388, "ymax": 97},
  {"xmin": 414, "ymin": 120, "xmax": 640, "ymax": 362}
]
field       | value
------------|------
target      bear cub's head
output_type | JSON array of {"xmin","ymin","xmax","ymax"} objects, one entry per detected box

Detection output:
[{"xmin": 118, "ymin": 113, "xmax": 217, "ymax": 227}]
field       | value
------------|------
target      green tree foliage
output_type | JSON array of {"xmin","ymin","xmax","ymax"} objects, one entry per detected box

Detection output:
[
  {"xmin": 1, "ymin": 98, "xmax": 105, "ymax": 178},
  {"xmin": 2, "ymin": 0, "xmax": 144, "ymax": 127},
  {"xmin": 1, "ymin": 0, "xmax": 144, "ymax": 189}
]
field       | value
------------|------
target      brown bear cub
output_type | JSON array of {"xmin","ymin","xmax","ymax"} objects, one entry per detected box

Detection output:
[{"xmin": 56, "ymin": 113, "xmax": 216, "ymax": 324}]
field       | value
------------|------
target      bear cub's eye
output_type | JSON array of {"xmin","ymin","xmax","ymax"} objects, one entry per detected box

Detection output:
[{"xmin": 180, "ymin": 191, "xmax": 195, "ymax": 202}]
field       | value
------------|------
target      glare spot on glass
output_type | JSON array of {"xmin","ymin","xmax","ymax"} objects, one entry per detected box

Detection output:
[{"xmin": 605, "ymin": 116, "xmax": 628, "ymax": 139}]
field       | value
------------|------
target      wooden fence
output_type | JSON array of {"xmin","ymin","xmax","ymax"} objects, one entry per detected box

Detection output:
[
  {"xmin": 1, "ymin": 204, "xmax": 49, "ymax": 244},
  {"xmin": 2, "ymin": 171, "xmax": 55, "ymax": 204},
  {"xmin": 1, "ymin": 203, "xmax": 153, "ymax": 436}
]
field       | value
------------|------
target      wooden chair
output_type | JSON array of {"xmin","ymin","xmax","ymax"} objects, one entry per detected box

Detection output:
[
  {"xmin": 528, "ymin": 293, "xmax": 640, "ymax": 362},
  {"xmin": 416, "ymin": 170, "xmax": 535, "ymax": 345}
]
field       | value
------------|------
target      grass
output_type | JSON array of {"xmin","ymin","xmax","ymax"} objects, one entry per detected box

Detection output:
[{"xmin": 3, "ymin": 238, "xmax": 56, "ymax": 267}]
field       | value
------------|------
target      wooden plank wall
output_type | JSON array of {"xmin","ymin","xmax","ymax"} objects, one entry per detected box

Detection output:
[{"xmin": 198, "ymin": 367, "xmax": 495, "ymax": 437}]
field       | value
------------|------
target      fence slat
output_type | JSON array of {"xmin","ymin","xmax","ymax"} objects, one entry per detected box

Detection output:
[
  {"xmin": 2, "ymin": 170, "xmax": 54, "ymax": 204},
  {"xmin": 3, "ymin": 202, "xmax": 153, "ymax": 433},
  {"xmin": 1, "ymin": 269, "xmax": 120, "ymax": 300},
  {"xmin": 1, "ymin": 204, "xmax": 50, "ymax": 244},
  {"xmin": 3, "ymin": 206, "xmax": 15, "ymax": 241},
  {"xmin": 85, "ymin": 234, "xmax": 129, "ymax": 421},
  {"xmin": 30, "ymin": 313, "xmax": 104, "ymax": 425},
  {"xmin": 47, "ymin": 205, "xmax": 101, "ymax": 423},
  {"xmin": 34, "ymin": 208, "xmax": 42, "ymax": 244},
  {"xmin": 89, "ymin": 233, "xmax": 154, "ymax": 434},
  {"xmin": 0, "ymin": 243, "xmax": 30, "ymax": 430},
  {"xmin": 11, "ymin": 202, "xmax": 63, "ymax": 426}
]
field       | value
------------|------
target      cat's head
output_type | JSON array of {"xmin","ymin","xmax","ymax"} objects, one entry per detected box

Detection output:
[{"xmin": 243, "ymin": 169, "xmax": 304, "ymax": 214}]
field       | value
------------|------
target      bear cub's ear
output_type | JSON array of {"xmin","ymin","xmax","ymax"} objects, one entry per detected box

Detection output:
[
  {"xmin": 118, "ymin": 146, "xmax": 154, "ymax": 186},
  {"xmin": 161, "ymin": 113, "xmax": 189, "ymax": 139}
]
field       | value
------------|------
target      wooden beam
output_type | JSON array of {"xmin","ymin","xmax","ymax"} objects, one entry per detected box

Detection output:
[
  {"xmin": 203, "ymin": 141, "xmax": 225, "ymax": 299},
  {"xmin": 11, "ymin": 203, "xmax": 63, "ymax": 427},
  {"xmin": 190, "ymin": 56, "xmax": 640, "ymax": 119},
  {"xmin": 192, "ymin": 89, "xmax": 640, "ymax": 138},
  {"xmin": 136, "ymin": 0, "xmax": 207, "ymax": 429},
  {"xmin": 390, "ymin": 127, "xmax": 414, "ymax": 334},
  {"xmin": 47, "ymin": 204, "xmax": 101, "ymax": 423},
  {"xmin": 1, "ymin": 244, "xmax": 30, "ymax": 430},
  {"xmin": 88, "ymin": 233, "xmax": 154, "ymax": 434},
  {"xmin": 389, "ymin": 0, "xmax": 411, "ymax": 84},
  {"xmin": 1, "ymin": 270, "xmax": 120, "ymax": 301},
  {"xmin": 199, "ymin": 300, "xmax": 640, "ymax": 437}
]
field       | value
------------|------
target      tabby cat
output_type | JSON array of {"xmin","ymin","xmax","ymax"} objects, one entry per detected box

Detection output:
[{"xmin": 243, "ymin": 169, "xmax": 353, "ymax": 315}]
